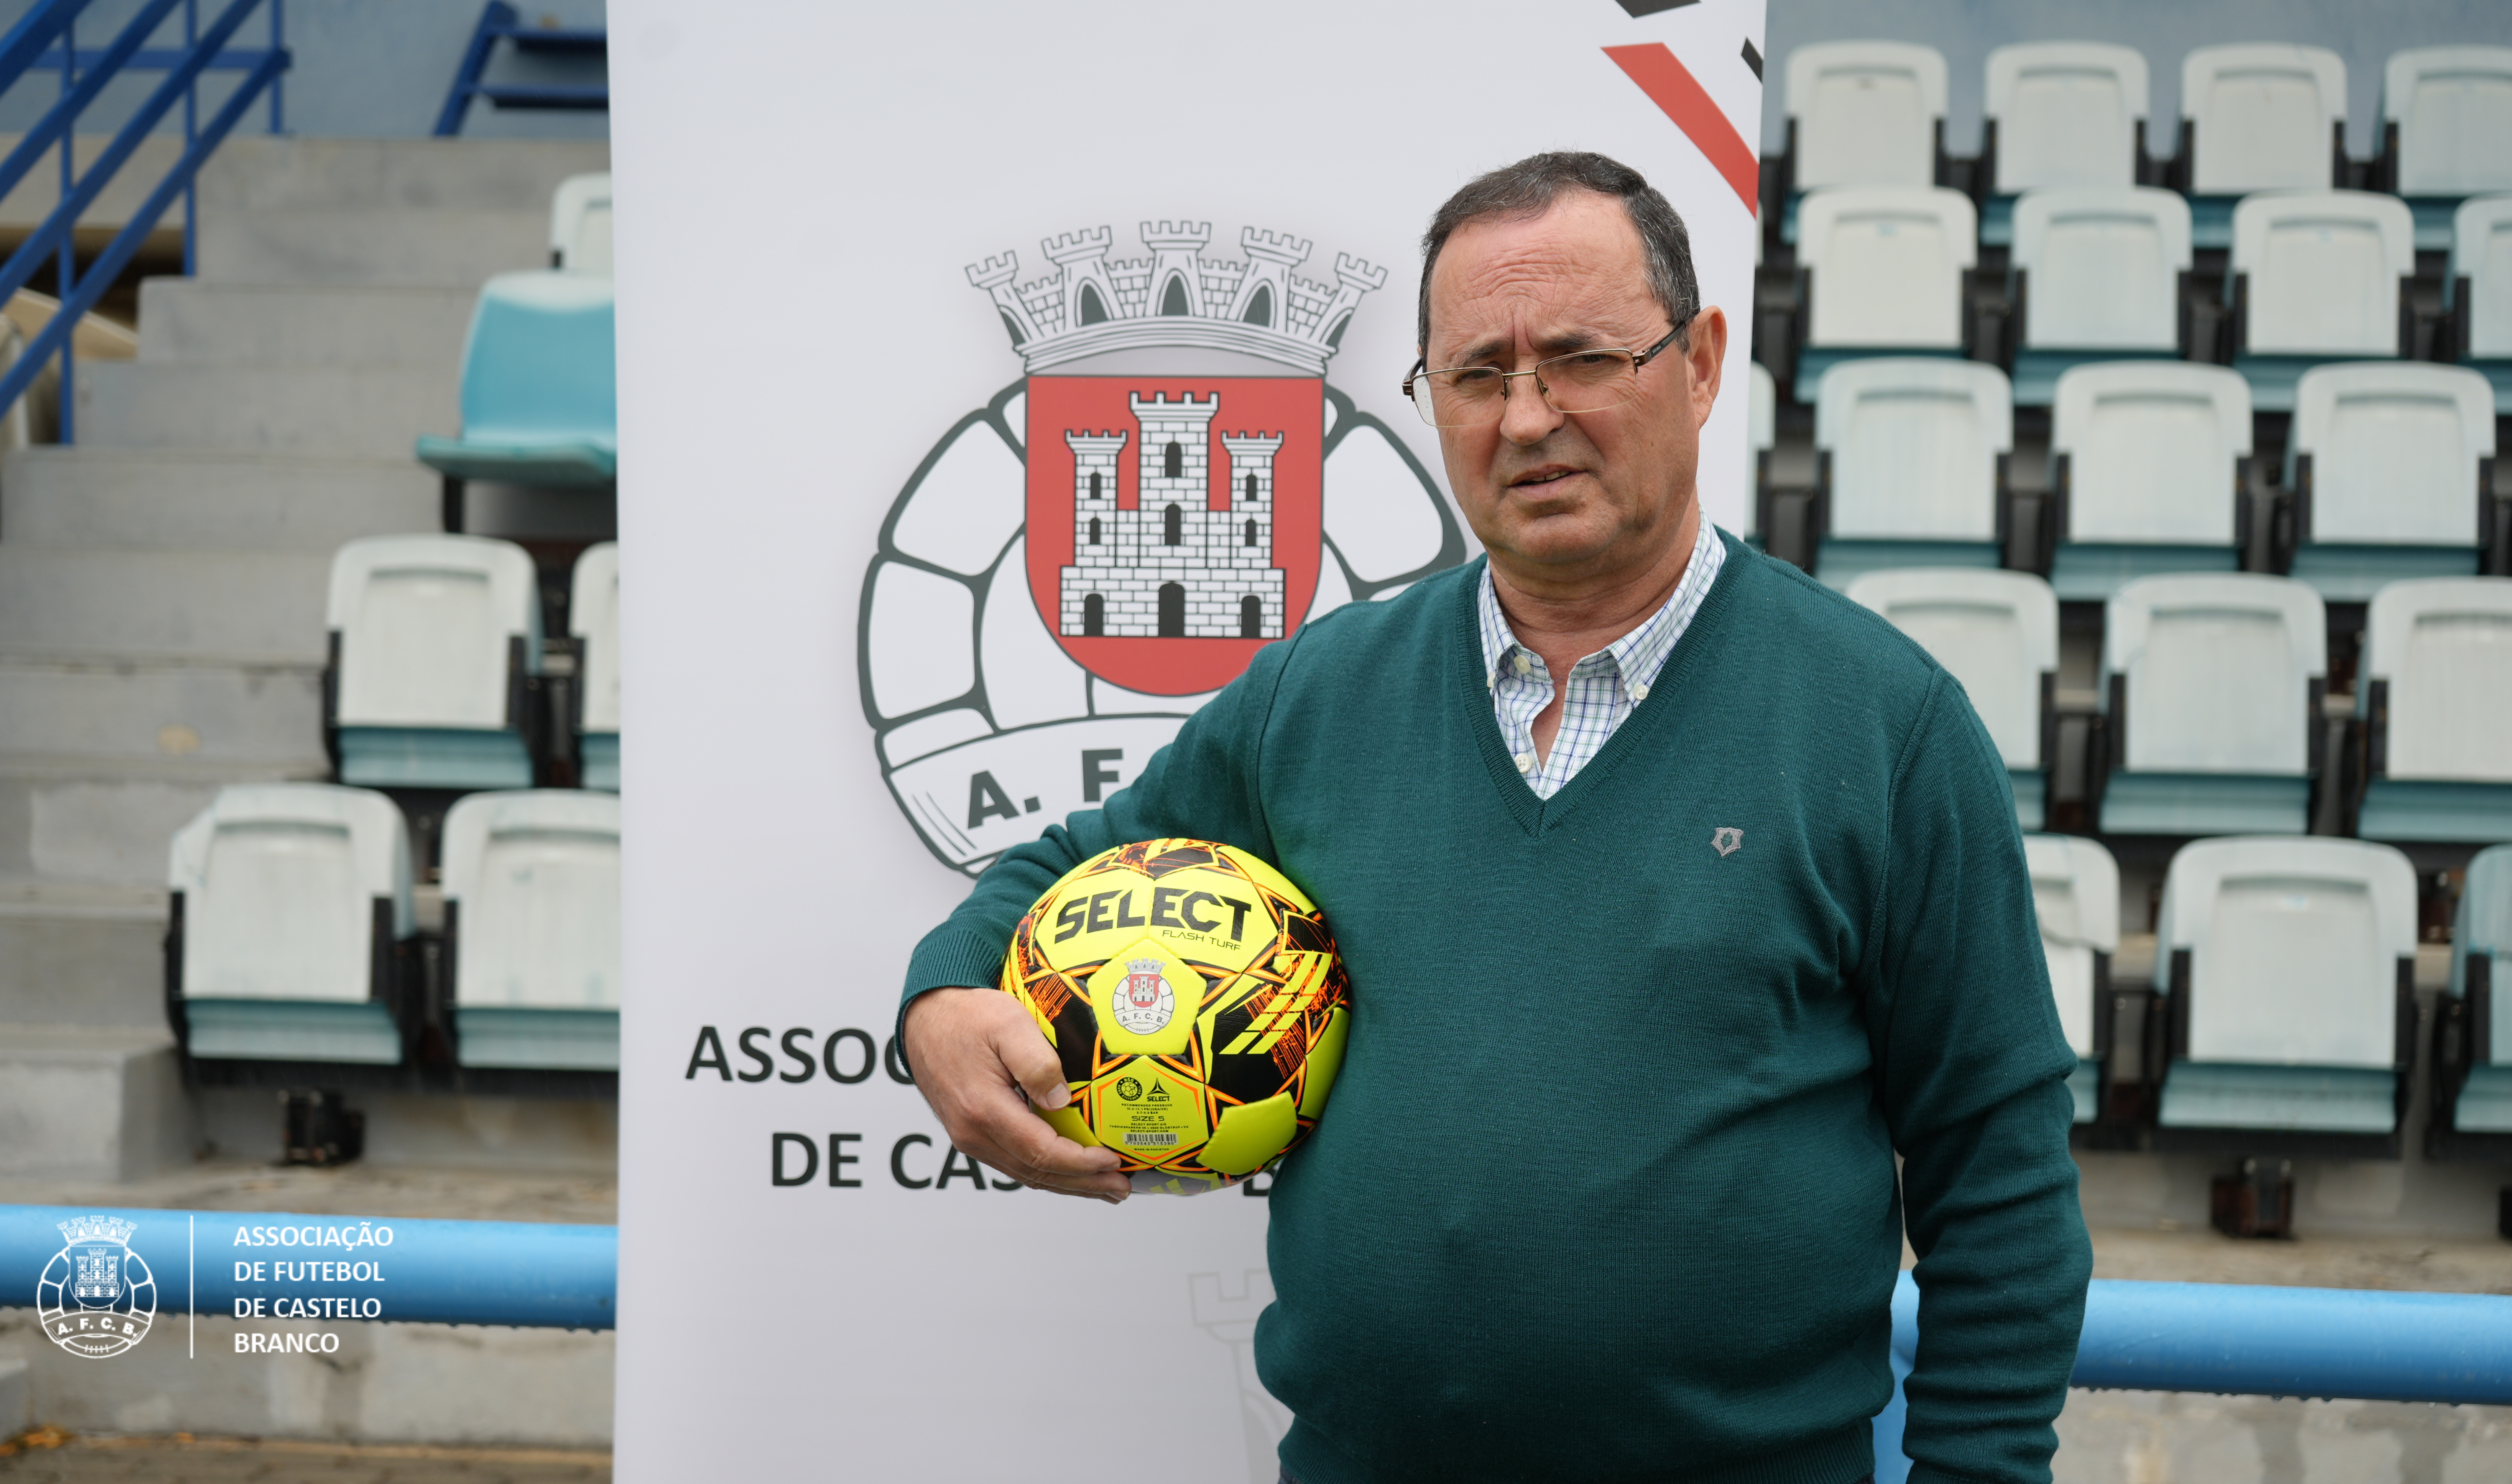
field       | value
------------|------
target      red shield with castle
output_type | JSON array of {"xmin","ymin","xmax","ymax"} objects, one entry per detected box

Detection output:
[{"xmin": 971, "ymin": 222, "xmax": 1386, "ymax": 695}]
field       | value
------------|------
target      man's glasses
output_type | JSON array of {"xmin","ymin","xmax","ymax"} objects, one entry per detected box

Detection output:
[{"xmin": 1401, "ymin": 321, "xmax": 1688, "ymax": 429}]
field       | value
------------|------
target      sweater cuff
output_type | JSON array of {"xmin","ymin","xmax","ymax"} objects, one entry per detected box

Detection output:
[{"xmin": 894, "ymin": 926, "xmax": 1014, "ymax": 1082}]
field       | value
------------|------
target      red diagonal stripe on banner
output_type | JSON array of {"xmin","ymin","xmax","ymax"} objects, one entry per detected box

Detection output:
[{"xmin": 1604, "ymin": 42, "xmax": 1758, "ymax": 213}]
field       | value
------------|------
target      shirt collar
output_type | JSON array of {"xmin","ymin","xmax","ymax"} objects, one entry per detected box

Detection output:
[{"xmin": 1477, "ymin": 521, "xmax": 1725, "ymax": 691}]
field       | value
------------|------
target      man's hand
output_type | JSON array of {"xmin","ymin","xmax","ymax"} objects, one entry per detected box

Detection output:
[{"xmin": 903, "ymin": 987, "xmax": 1130, "ymax": 1202}]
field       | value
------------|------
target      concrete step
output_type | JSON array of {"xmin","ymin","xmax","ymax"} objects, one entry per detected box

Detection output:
[
  {"xmin": 0, "ymin": 879, "xmax": 168, "ymax": 1031},
  {"xmin": 0, "ymin": 1023, "xmax": 190, "ymax": 1180},
  {"xmin": 0, "ymin": 657, "xmax": 325, "ymax": 767},
  {"xmin": 2, "ymin": 447, "xmax": 439, "ymax": 551},
  {"xmin": 195, "ymin": 206, "xmax": 552, "ymax": 288},
  {"xmin": 75, "ymin": 362, "xmax": 456, "ymax": 457},
  {"xmin": 136, "ymin": 280, "xmax": 478, "ymax": 370},
  {"xmin": 0, "ymin": 758, "xmax": 319, "ymax": 891},
  {"xmin": 0, "ymin": 547, "xmax": 329, "ymax": 664},
  {"xmin": 197, "ymin": 135, "xmax": 610, "ymax": 214}
]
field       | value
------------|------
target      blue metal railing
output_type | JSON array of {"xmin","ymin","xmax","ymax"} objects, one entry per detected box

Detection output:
[
  {"xmin": 0, "ymin": 0, "xmax": 287, "ymax": 442},
  {"xmin": 433, "ymin": 0, "xmax": 605, "ymax": 139},
  {"xmin": 5, "ymin": 1202, "xmax": 2512, "ymax": 1406}
]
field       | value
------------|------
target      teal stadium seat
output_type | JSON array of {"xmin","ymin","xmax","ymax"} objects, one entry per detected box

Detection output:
[
  {"xmin": 2046, "ymin": 362, "xmax": 2251, "ymax": 601},
  {"xmin": 2152, "ymin": 836, "xmax": 2416, "ymax": 1151},
  {"xmin": 2226, "ymin": 191, "xmax": 2414, "ymax": 413},
  {"xmin": 549, "ymin": 170, "xmax": 612, "ymax": 272},
  {"xmin": 2381, "ymin": 47, "xmax": 2512, "ymax": 251},
  {"xmin": 2007, "ymin": 187, "xmax": 2190, "ymax": 405},
  {"xmin": 2446, "ymin": 194, "xmax": 2512, "ymax": 413},
  {"xmin": 415, "ymin": 270, "xmax": 616, "ymax": 487},
  {"xmin": 1846, "ymin": 568, "xmax": 2056, "ymax": 829},
  {"xmin": 1778, "ymin": 41, "xmax": 1947, "ymax": 245},
  {"xmin": 167, "ymin": 784, "xmax": 415, "ymax": 1066},
  {"xmin": 2285, "ymin": 362, "xmax": 2494, "ymax": 600},
  {"xmin": 442, "ymin": 790, "xmax": 621, "ymax": 1071},
  {"xmin": 570, "ymin": 541, "xmax": 620, "ymax": 791},
  {"xmin": 2024, "ymin": 834, "xmax": 2120, "ymax": 1124},
  {"xmin": 1978, "ymin": 42, "xmax": 2147, "ymax": 248},
  {"xmin": 1811, "ymin": 357, "xmax": 2010, "ymax": 586},
  {"xmin": 2441, "ymin": 845, "xmax": 2512, "ymax": 1137},
  {"xmin": 326, "ymin": 534, "xmax": 544, "ymax": 790},
  {"xmin": 2178, "ymin": 45, "xmax": 2348, "ymax": 249},
  {"xmin": 2354, "ymin": 578, "xmax": 2512, "ymax": 842},
  {"xmin": 1792, "ymin": 186, "xmax": 1975, "ymax": 401},
  {"xmin": 2098, "ymin": 573, "xmax": 2324, "ymax": 836}
]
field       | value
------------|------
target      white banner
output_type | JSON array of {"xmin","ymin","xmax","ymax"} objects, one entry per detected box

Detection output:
[{"xmin": 609, "ymin": 3, "xmax": 1765, "ymax": 1476}]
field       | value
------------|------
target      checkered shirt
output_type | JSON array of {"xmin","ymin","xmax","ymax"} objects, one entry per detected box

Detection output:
[{"xmin": 1477, "ymin": 521, "xmax": 1725, "ymax": 799}]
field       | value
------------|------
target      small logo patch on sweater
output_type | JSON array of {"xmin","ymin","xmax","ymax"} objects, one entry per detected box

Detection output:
[{"xmin": 1712, "ymin": 827, "xmax": 1743, "ymax": 857}]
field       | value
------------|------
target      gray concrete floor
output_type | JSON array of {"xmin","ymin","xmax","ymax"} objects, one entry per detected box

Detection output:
[{"xmin": 0, "ymin": 1432, "xmax": 608, "ymax": 1482}]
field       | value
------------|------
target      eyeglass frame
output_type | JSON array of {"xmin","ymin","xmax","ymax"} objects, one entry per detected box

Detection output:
[{"xmin": 1399, "ymin": 319, "xmax": 1693, "ymax": 425}]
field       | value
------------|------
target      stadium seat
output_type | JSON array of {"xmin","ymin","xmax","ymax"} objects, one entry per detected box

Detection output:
[
  {"xmin": 442, "ymin": 790, "xmax": 621, "ymax": 1071},
  {"xmin": 166, "ymin": 784, "xmax": 415, "ymax": 1065},
  {"xmin": 1812, "ymin": 357, "xmax": 2010, "ymax": 586},
  {"xmin": 1846, "ymin": 568, "xmax": 2056, "ymax": 828},
  {"xmin": 1780, "ymin": 41, "xmax": 1948, "ymax": 242},
  {"xmin": 2098, "ymin": 573, "xmax": 2325, "ymax": 835},
  {"xmin": 2381, "ymin": 47, "xmax": 2512, "ymax": 250},
  {"xmin": 1744, "ymin": 361, "xmax": 1774, "ymax": 547},
  {"xmin": 2437, "ymin": 844, "xmax": 2512, "ymax": 1141},
  {"xmin": 2151, "ymin": 836, "xmax": 2415, "ymax": 1149},
  {"xmin": 2354, "ymin": 577, "xmax": 2512, "ymax": 842},
  {"xmin": 2446, "ymin": 194, "xmax": 2512, "ymax": 412},
  {"xmin": 2023, "ymin": 833, "xmax": 2120, "ymax": 1124},
  {"xmin": 1978, "ymin": 42, "xmax": 2149, "ymax": 245},
  {"xmin": 570, "ymin": 541, "xmax": 620, "ymax": 791},
  {"xmin": 2178, "ymin": 44, "xmax": 2348, "ymax": 247},
  {"xmin": 549, "ymin": 171, "xmax": 613, "ymax": 272},
  {"xmin": 326, "ymin": 534, "xmax": 544, "ymax": 790},
  {"xmin": 2008, "ymin": 186, "xmax": 2191, "ymax": 404},
  {"xmin": 2047, "ymin": 362, "xmax": 2251, "ymax": 600},
  {"xmin": 2226, "ymin": 191, "xmax": 2415, "ymax": 412},
  {"xmin": 414, "ymin": 270, "xmax": 617, "ymax": 492},
  {"xmin": 1793, "ymin": 186, "xmax": 1976, "ymax": 398},
  {"xmin": 2285, "ymin": 362, "xmax": 2495, "ymax": 599}
]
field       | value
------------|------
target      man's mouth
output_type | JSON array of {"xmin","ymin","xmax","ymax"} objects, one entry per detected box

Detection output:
[{"xmin": 1508, "ymin": 467, "xmax": 1581, "ymax": 491}]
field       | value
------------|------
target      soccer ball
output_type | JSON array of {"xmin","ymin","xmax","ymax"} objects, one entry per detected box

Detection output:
[{"xmin": 1001, "ymin": 838, "xmax": 1349, "ymax": 1193}]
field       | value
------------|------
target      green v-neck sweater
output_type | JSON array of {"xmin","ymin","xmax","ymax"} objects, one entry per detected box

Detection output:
[{"xmin": 903, "ymin": 534, "xmax": 2091, "ymax": 1484}]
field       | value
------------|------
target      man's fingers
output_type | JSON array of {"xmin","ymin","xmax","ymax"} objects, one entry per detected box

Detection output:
[
  {"xmin": 991, "ymin": 1015, "xmax": 1076, "ymax": 1112},
  {"xmin": 905, "ymin": 985, "xmax": 1130, "ymax": 1201}
]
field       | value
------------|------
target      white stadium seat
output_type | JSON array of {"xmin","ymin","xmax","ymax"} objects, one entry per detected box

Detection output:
[
  {"xmin": 442, "ymin": 789, "xmax": 622, "ymax": 1071},
  {"xmin": 2384, "ymin": 47, "xmax": 2512, "ymax": 249},
  {"xmin": 2355, "ymin": 577, "xmax": 2512, "ymax": 842},
  {"xmin": 2023, "ymin": 833, "xmax": 2120, "ymax": 1123},
  {"xmin": 1846, "ymin": 568, "xmax": 2056, "ymax": 828},
  {"xmin": 327, "ymin": 534, "xmax": 543, "ymax": 791},
  {"xmin": 2229, "ymin": 190, "xmax": 2415, "ymax": 411},
  {"xmin": 2180, "ymin": 44, "xmax": 2346, "ymax": 205},
  {"xmin": 168, "ymin": 784, "xmax": 414, "ymax": 1065},
  {"xmin": 2152, "ymin": 836, "xmax": 2415, "ymax": 1143},
  {"xmin": 1813, "ymin": 357, "xmax": 2010, "ymax": 586},
  {"xmin": 2286, "ymin": 361, "xmax": 2495, "ymax": 599},
  {"xmin": 2047, "ymin": 361, "xmax": 2251, "ymax": 600},
  {"xmin": 2009, "ymin": 186, "xmax": 2191, "ymax": 403},
  {"xmin": 1981, "ymin": 42, "xmax": 2148, "ymax": 245},
  {"xmin": 2441, "ymin": 844, "xmax": 2512, "ymax": 1138},
  {"xmin": 1785, "ymin": 41, "xmax": 1947, "ymax": 193},
  {"xmin": 571, "ymin": 541, "xmax": 620, "ymax": 791},
  {"xmin": 2449, "ymin": 194, "xmax": 2512, "ymax": 411},
  {"xmin": 1795, "ymin": 186, "xmax": 1976, "ymax": 397},
  {"xmin": 550, "ymin": 171, "xmax": 613, "ymax": 273},
  {"xmin": 2099, "ymin": 573, "xmax": 2325, "ymax": 835}
]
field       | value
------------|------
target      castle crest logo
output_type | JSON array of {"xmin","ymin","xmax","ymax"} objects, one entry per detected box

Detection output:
[
  {"xmin": 863, "ymin": 219, "xmax": 1466, "ymax": 874},
  {"xmin": 37, "ymin": 1215, "xmax": 156, "ymax": 1359}
]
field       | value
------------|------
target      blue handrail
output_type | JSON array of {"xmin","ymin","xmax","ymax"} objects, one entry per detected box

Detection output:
[
  {"xmin": 434, "ymin": 0, "xmax": 607, "ymax": 139},
  {"xmin": 0, "ymin": 0, "xmax": 287, "ymax": 442}
]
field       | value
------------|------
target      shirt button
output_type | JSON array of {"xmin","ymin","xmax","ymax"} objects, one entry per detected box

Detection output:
[
  {"xmin": 1511, "ymin": 653, "xmax": 1532, "ymax": 676},
  {"xmin": 1515, "ymin": 752, "xmax": 1535, "ymax": 773},
  {"xmin": 1630, "ymin": 682, "xmax": 1650, "ymax": 701}
]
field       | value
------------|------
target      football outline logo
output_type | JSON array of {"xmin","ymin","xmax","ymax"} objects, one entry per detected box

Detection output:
[{"xmin": 859, "ymin": 219, "xmax": 1467, "ymax": 876}]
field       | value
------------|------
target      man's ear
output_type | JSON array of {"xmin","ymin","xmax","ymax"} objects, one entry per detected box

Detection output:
[{"xmin": 1684, "ymin": 306, "xmax": 1729, "ymax": 422}]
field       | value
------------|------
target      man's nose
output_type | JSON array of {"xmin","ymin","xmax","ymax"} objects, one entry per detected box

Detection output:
[{"xmin": 1497, "ymin": 370, "xmax": 1561, "ymax": 446}]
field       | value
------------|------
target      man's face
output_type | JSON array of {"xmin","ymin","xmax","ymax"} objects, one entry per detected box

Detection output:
[{"xmin": 1423, "ymin": 191, "xmax": 1723, "ymax": 584}]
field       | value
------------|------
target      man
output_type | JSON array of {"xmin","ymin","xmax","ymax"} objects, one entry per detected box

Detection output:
[{"xmin": 901, "ymin": 152, "xmax": 2090, "ymax": 1484}]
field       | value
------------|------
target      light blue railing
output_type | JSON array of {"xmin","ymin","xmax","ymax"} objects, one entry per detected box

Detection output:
[{"xmin": 0, "ymin": 0, "xmax": 287, "ymax": 441}]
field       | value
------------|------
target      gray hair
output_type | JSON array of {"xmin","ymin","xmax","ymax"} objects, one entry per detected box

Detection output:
[{"xmin": 1416, "ymin": 150, "xmax": 1698, "ymax": 355}]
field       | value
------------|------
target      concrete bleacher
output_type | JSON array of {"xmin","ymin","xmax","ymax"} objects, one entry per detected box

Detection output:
[{"xmin": 0, "ymin": 136, "xmax": 606, "ymax": 1182}]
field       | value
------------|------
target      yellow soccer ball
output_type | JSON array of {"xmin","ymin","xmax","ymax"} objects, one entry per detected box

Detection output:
[{"xmin": 1001, "ymin": 839, "xmax": 1349, "ymax": 1194}]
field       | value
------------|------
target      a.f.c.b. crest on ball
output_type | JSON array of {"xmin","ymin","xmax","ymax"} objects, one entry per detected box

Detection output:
[{"xmin": 860, "ymin": 219, "xmax": 1467, "ymax": 875}]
